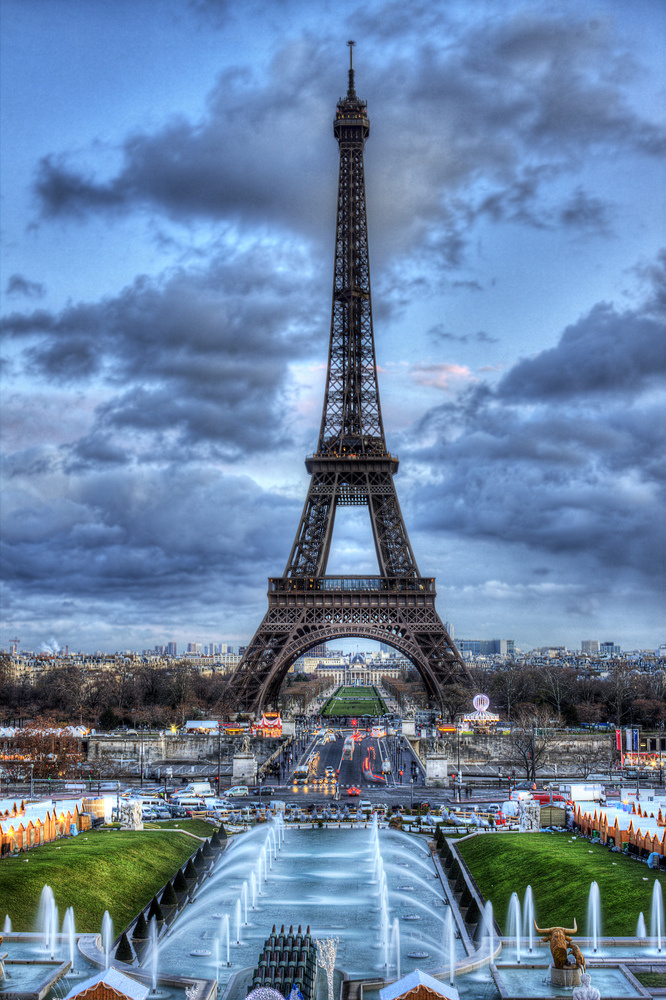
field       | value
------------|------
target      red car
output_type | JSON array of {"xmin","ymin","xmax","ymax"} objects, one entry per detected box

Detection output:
[{"xmin": 347, "ymin": 786, "xmax": 360, "ymax": 796}]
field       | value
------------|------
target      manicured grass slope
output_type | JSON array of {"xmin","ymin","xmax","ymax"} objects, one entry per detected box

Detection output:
[
  {"xmin": 1, "ymin": 828, "xmax": 203, "ymax": 933},
  {"xmin": 457, "ymin": 832, "xmax": 664, "ymax": 936}
]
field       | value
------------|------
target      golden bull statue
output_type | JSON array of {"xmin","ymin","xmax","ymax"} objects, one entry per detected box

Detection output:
[{"xmin": 533, "ymin": 918, "xmax": 579, "ymax": 968}]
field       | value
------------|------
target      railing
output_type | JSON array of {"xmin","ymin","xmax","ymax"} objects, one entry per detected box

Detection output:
[{"xmin": 269, "ymin": 576, "xmax": 435, "ymax": 593}]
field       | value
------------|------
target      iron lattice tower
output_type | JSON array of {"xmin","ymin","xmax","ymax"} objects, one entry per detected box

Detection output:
[{"xmin": 229, "ymin": 44, "xmax": 471, "ymax": 712}]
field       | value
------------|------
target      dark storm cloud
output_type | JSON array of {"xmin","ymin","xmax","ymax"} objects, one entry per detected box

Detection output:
[
  {"xmin": 31, "ymin": 11, "xmax": 665, "ymax": 273},
  {"xmin": 408, "ymin": 251, "xmax": 666, "ymax": 580},
  {"xmin": 3, "ymin": 239, "xmax": 325, "ymax": 461},
  {"xmin": 0, "ymin": 463, "xmax": 300, "ymax": 609},
  {"xmin": 499, "ymin": 301, "xmax": 666, "ymax": 401},
  {"xmin": 6, "ymin": 274, "xmax": 46, "ymax": 299}
]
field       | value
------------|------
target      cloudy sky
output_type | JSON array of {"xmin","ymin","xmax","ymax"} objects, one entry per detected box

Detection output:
[{"xmin": 1, "ymin": 0, "xmax": 664, "ymax": 656}]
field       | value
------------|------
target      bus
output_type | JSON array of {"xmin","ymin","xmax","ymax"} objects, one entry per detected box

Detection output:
[
  {"xmin": 342, "ymin": 737, "xmax": 355, "ymax": 761},
  {"xmin": 293, "ymin": 765, "xmax": 310, "ymax": 784}
]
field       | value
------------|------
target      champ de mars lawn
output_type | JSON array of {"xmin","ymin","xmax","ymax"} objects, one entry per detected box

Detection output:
[
  {"xmin": 457, "ymin": 831, "xmax": 664, "ymax": 936},
  {"xmin": 0, "ymin": 821, "xmax": 214, "ymax": 933}
]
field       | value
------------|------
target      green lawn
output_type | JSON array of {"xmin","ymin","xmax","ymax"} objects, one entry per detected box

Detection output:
[
  {"xmin": 457, "ymin": 832, "xmax": 664, "ymax": 936},
  {"xmin": 0, "ymin": 826, "xmax": 207, "ymax": 933},
  {"xmin": 322, "ymin": 686, "xmax": 387, "ymax": 717}
]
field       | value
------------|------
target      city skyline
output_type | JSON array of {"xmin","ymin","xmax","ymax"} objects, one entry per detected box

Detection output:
[{"xmin": 1, "ymin": 0, "xmax": 665, "ymax": 655}]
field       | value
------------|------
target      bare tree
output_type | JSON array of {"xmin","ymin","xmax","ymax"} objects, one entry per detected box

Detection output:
[
  {"xmin": 606, "ymin": 661, "xmax": 635, "ymax": 726},
  {"xmin": 505, "ymin": 705, "xmax": 559, "ymax": 781},
  {"xmin": 438, "ymin": 683, "xmax": 472, "ymax": 723},
  {"xmin": 539, "ymin": 666, "xmax": 576, "ymax": 719}
]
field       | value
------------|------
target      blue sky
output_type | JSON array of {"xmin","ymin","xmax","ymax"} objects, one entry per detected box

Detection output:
[{"xmin": 1, "ymin": 0, "xmax": 664, "ymax": 655}]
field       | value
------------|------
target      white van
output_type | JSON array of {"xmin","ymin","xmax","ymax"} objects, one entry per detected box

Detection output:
[
  {"xmin": 170, "ymin": 795, "xmax": 205, "ymax": 811},
  {"xmin": 227, "ymin": 785, "xmax": 249, "ymax": 798}
]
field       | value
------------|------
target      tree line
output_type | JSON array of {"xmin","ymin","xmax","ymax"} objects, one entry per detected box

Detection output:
[
  {"xmin": 0, "ymin": 654, "xmax": 325, "ymax": 728},
  {"xmin": 402, "ymin": 659, "xmax": 666, "ymax": 729}
]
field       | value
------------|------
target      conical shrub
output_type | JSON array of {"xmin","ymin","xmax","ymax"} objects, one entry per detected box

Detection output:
[
  {"xmin": 132, "ymin": 912, "xmax": 148, "ymax": 940},
  {"xmin": 173, "ymin": 868, "xmax": 189, "ymax": 892},
  {"xmin": 148, "ymin": 896, "xmax": 164, "ymax": 922},
  {"xmin": 184, "ymin": 858, "xmax": 197, "ymax": 879},
  {"xmin": 115, "ymin": 932, "xmax": 134, "ymax": 963},
  {"xmin": 161, "ymin": 881, "xmax": 178, "ymax": 906}
]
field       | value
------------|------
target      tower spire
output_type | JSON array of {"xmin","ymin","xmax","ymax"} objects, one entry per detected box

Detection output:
[{"xmin": 347, "ymin": 39, "xmax": 356, "ymax": 99}]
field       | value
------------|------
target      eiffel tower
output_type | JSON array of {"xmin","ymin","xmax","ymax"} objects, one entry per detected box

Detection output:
[{"xmin": 229, "ymin": 43, "xmax": 471, "ymax": 713}]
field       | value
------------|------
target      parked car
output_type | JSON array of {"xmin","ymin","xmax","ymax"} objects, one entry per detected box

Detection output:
[
  {"xmin": 248, "ymin": 785, "xmax": 274, "ymax": 795},
  {"xmin": 227, "ymin": 785, "xmax": 249, "ymax": 798},
  {"xmin": 347, "ymin": 786, "xmax": 360, "ymax": 796}
]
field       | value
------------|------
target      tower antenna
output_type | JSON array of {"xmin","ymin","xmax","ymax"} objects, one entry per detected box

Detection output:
[{"xmin": 347, "ymin": 39, "xmax": 356, "ymax": 98}]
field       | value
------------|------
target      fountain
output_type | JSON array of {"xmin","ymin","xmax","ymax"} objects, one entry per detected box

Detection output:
[
  {"xmin": 2, "ymin": 919, "xmax": 10, "ymax": 936},
  {"xmin": 149, "ymin": 917, "xmax": 158, "ymax": 994},
  {"xmin": 390, "ymin": 918, "xmax": 400, "ymax": 979},
  {"xmin": 63, "ymin": 907, "xmax": 77, "ymax": 975},
  {"xmin": 37, "ymin": 886, "xmax": 56, "ymax": 958},
  {"xmin": 101, "ymin": 911, "xmax": 113, "ymax": 970},
  {"xmin": 445, "ymin": 908, "xmax": 455, "ymax": 986},
  {"xmin": 250, "ymin": 872, "xmax": 257, "ymax": 909},
  {"xmin": 523, "ymin": 885, "xmax": 534, "ymax": 953},
  {"xmin": 235, "ymin": 899, "xmax": 242, "ymax": 945},
  {"xmin": 507, "ymin": 892, "xmax": 521, "ymax": 963},
  {"xmin": 588, "ymin": 881, "xmax": 601, "ymax": 953},
  {"xmin": 483, "ymin": 900, "xmax": 495, "ymax": 963},
  {"xmin": 151, "ymin": 824, "xmax": 460, "ymax": 985},
  {"xmin": 243, "ymin": 882, "xmax": 249, "ymax": 925},
  {"xmin": 637, "ymin": 912, "xmax": 647, "ymax": 939},
  {"xmin": 220, "ymin": 913, "xmax": 231, "ymax": 966},
  {"xmin": 651, "ymin": 879, "xmax": 663, "ymax": 953}
]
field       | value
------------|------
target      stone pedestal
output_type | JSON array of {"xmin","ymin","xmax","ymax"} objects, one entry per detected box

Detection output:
[
  {"xmin": 550, "ymin": 966, "xmax": 581, "ymax": 987},
  {"xmin": 281, "ymin": 720, "xmax": 296, "ymax": 737},
  {"xmin": 402, "ymin": 719, "xmax": 416, "ymax": 737},
  {"xmin": 425, "ymin": 753, "xmax": 448, "ymax": 786},
  {"xmin": 232, "ymin": 751, "xmax": 256, "ymax": 782}
]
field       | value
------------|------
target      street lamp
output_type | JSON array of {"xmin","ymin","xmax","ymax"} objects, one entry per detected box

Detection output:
[
  {"xmin": 30, "ymin": 763, "xmax": 34, "ymax": 799},
  {"xmin": 456, "ymin": 725, "xmax": 461, "ymax": 801},
  {"xmin": 410, "ymin": 778, "xmax": 414, "ymax": 811}
]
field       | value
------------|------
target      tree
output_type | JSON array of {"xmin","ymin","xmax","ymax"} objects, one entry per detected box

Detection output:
[
  {"xmin": 606, "ymin": 661, "xmax": 635, "ymax": 727},
  {"xmin": 490, "ymin": 662, "xmax": 536, "ymax": 721},
  {"xmin": 3, "ymin": 719, "xmax": 83, "ymax": 779},
  {"xmin": 505, "ymin": 705, "xmax": 558, "ymax": 781},
  {"xmin": 438, "ymin": 683, "xmax": 472, "ymax": 723},
  {"xmin": 539, "ymin": 666, "xmax": 576, "ymax": 719}
]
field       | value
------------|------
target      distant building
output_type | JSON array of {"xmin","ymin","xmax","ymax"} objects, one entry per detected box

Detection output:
[
  {"xmin": 600, "ymin": 641, "xmax": 621, "ymax": 655},
  {"xmin": 582, "ymin": 640, "xmax": 599, "ymax": 655},
  {"xmin": 458, "ymin": 639, "xmax": 514, "ymax": 657}
]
